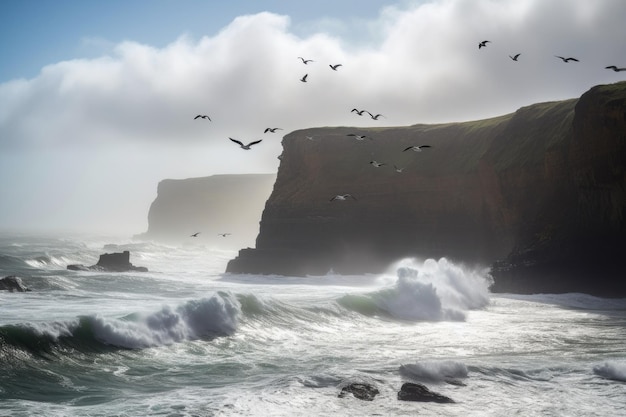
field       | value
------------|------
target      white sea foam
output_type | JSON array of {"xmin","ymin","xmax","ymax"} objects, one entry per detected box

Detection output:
[
  {"xmin": 593, "ymin": 360, "xmax": 626, "ymax": 382},
  {"xmin": 24, "ymin": 255, "xmax": 74, "ymax": 269},
  {"xmin": 375, "ymin": 258, "xmax": 492, "ymax": 321},
  {"xmin": 89, "ymin": 292, "xmax": 240, "ymax": 349},
  {"xmin": 400, "ymin": 360, "xmax": 469, "ymax": 382}
]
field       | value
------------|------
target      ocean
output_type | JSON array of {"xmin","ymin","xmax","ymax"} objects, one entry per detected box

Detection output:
[{"xmin": 1, "ymin": 234, "xmax": 625, "ymax": 416}]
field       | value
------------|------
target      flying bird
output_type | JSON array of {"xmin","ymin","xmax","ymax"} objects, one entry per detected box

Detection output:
[
  {"xmin": 478, "ymin": 40, "xmax": 490, "ymax": 49},
  {"xmin": 305, "ymin": 135, "xmax": 316, "ymax": 141},
  {"xmin": 264, "ymin": 127, "xmax": 283, "ymax": 133},
  {"xmin": 394, "ymin": 165, "xmax": 405, "ymax": 173},
  {"xmin": 217, "ymin": 233, "xmax": 231, "ymax": 237},
  {"xmin": 555, "ymin": 56, "xmax": 579, "ymax": 63},
  {"xmin": 367, "ymin": 112, "xmax": 385, "ymax": 120},
  {"xmin": 298, "ymin": 57, "xmax": 314, "ymax": 64},
  {"xmin": 403, "ymin": 145, "xmax": 432, "ymax": 152},
  {"xmin": 605, "ymin": 65, "xmax": 626, "ymax": 72},
  {"xmin": 369, "ymin": 161, "xmax": 386, "ymax": 167},
  {"xmin": 194, "ymin": 115, "xmax": 211, "ymax": 120},
  {"xmin": 330, "ymin": 194, "xmax": 357, "ymax": 202},
  {"xmin": 509, "ymin": 53, "xmax": 520, "ymax": 61},
  {"xmin": 351, "ymin": 108, "xmax": 368, "ymax": 116},
  {"xmin": 347, "ymin": 134, "xmax": 371, "ymax": 141},
  {"xmin": 329, "ymin": 64, "xmax": 343, "ymax": 71},
  {"xmin": 300, "ymin": 74, "xmax": 309, "ymax": 82},
  {"xmin": 229, "ymin": 138, "xmax": 262, "ymax": 150},
  {"xmin": 190, "ymin": 232, "xmax": 200, "ymax": 237}
]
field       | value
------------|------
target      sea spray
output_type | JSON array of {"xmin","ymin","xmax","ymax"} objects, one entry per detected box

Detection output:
[
  {"xmin": 400, "ymin": 360, "xmax": 469, "ymax": 383},
  {"xmin": 340, "ymin": 258, "xmax": 492, "ymax": 321},
  {"xmin": 89, "ymin": 292, "xmax": 240, "ymax": 349},
  {"xmin": 593, "ymin": 361, "xmax": 626, "ymax": 382}
]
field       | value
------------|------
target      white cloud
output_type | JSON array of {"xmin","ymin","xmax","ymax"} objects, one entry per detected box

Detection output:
[{"xmin": 1, "ymin": 0, "xmax": 625, "ymax": 234}]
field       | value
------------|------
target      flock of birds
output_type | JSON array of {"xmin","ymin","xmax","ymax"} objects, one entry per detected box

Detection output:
[
  {"xmin": 188, "ymin": 41, "xmax": 625, "ymax": 217},
  {"xmin": 478, "ymin": 39, "xmax": 626, "ymax": 71}
]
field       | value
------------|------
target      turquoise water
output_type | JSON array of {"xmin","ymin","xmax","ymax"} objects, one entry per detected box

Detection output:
[{"xmin": 1, "ymin": 235, "xmax": 625, "ymax": 416}]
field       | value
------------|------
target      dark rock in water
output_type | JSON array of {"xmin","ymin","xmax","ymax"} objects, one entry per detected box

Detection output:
[
  {"xmin": 397, "ymin": 382, "xmax": 454, "ymax": 403},
  {"xmin": 67, "ymin": 251, "xmax": 148, "ymax": 272},
  {"xmin": 338, "ymin": 383, "xmax": 380, "ymax": 401},
  {"xmin": 0, "ymin": 276, "xmax": 31, "ymax": 292}
]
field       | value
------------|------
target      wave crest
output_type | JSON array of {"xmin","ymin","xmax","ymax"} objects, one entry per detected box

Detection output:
[
  {"xmin": 339, "ymin": 258, "xmax": 492, "ymax": 321},
  {"xmin": 593, "ymin": 361, "xmax": 626, "ymax": 382},
  {"xmin": 400, "ymin": 360, "xmax": 469, "ymax": 383},
  {"xmin": 0, "ymin": 292, "xmax": 240, "ymax": 357}
]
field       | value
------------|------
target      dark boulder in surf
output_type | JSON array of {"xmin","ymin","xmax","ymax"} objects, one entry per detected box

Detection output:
[
  {"xmin": 338, "ymin": 382, "xmax": 380, "ymax": 401},
  {"xmin": 67, "ymin": 251, "xmax": 148, "ymax": 272},
  {"xmin": 0, "ymin": 275, "xmax": 31, "ymax": 292},
  {"xmin": 397, "ymin": 382, "xmax": 454, "ymax": 403}
]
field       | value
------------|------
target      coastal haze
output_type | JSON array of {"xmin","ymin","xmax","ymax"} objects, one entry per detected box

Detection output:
[
  {"xmin": 1, "ymin": 0, "xmax": 626, "ymax": 235},
  {"xmin": 2, "ymin": 2, "xmax": 626, "ymax": 416}
]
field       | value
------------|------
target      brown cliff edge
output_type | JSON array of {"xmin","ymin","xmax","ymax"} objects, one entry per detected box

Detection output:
[{"xmin": 227, "ymin": 82, "xmax": 626, "ymax": 296}]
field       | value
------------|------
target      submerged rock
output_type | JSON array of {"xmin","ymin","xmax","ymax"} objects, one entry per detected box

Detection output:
[
  {"xmin": 338, "ymin": 383, "xmax": 380, "ymax": 401},
  {"xmin": 0, "ymin": 275, "xmax": 31, "ymax": 292},
  {"xmin": 397, "ymin": 382, "xmax": 454, "ymax": 403},
  {"xmin": 67, "ymin": 251, "xmax": 148, "ymax": 272}
]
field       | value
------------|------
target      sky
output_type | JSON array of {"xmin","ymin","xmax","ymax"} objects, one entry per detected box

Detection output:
[{"xmin": 1, "ymin": 0, "xmax": 625, "ymax": 235}]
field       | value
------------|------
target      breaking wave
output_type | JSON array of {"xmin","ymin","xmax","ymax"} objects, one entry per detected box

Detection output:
[
  {"xmin": 593, "ymin": 361, "xmax": 626, "ymax": 382},
  {"xmin": 0, "ymin": 292, "xmax": 240, "ymax": 358},
  {"xmin": 400, "ymin": 360, "xmax": 469, "ymax": 383},
  {"xmin": 339, "ymin": 258, "xmax": 492, "ymax": 321}
]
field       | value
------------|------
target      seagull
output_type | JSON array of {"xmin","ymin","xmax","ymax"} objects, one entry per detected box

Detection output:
[
  {"xmin": 229, "ymin": 138, "xmax": 262, "ymax": 150},
  {"xmin": 264, "ymin": 127, "xmax": 283, "ymax": 133},
  {"xmin": 509, "ymin": 53, "xmax": 520, "ymax": 61},
  {"xmin": 347, "ymin": 134, "xmax": 371, "ymax": 141},
  {"xmin": 300, "ymin": 74, "xmax": 308, "ymax": 82},
  {"xmin": 369, "ymin": 161, "xmax": 386, "ymax": 167},
  {"xmin": 478, "ymin": 40, "xmax": 490, "ymax": 49},
  {"xmin": 298, "ymin": 57, "xmax": 314, "ymax": 64},
  {"xmin": 403, "ymin": 145, "xmax": 432, "ymax": 152},
  {"xmin": 217, "ymin": 233, "xmax": 231, "ymax": 237},
  {"xmin": 190, "ymin": 232, "xmax": 200, "ymax": 237},
  {"xmin": 366, "ymin": 112, "xmax": 385, "ymax": 120},
  {"xmin": 330, "ymin": 194, "xmax": 357, "ymax": 202},
  {"xmin": 606, "ymin": 65, "xmax": 626, "ymax": 72},
  {"xmin": 394, "ymin": 165, "xmax": 405, "ymax": 173},
  {"xmin": 305, "ymin": 135, "xmax": 316, "ymax": 141},
  {"xmin": 555, "ymin": 56, "xmax": 579, "ymax": 63},
  {"xmin": 194, "ymin": 115, "xmax": 211, "ymax": 120},
  {"xmin": 329, "ymin": 64, "xmax": 343, "ymax": 71},
  {"xmin": 351, "ymin": 108, "xmax": 368, "ymax": 116}
]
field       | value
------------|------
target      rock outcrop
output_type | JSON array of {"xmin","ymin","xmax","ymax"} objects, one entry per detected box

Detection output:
[
  {"xmin": 226, "ymin": 82, "xmax": 626, "ymax": 295},
  {"xmin": 0, "ymin": 276, "xmax": 31, "ymax": 292},
  {"xmin": 338, "ymin": 383, "xmax": 380, "ymax": 401},
  {"xmin": 67, "ymin": 251, "xmax": 148, "ymax": 272},
  {"xmin": 397, "ymin": 382, "xmax": 455, "ymax": 403},
  {"xmin": 135, "ymin": 174, "xmax": 276, "ymax": 248}
]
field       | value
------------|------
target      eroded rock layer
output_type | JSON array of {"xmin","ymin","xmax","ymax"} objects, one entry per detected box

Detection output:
[{"xmin": 227, "ymin": 83, "xmax": 625, "ymax": 295}]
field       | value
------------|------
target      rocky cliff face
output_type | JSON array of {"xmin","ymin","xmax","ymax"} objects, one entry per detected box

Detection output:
[
  {"xmin": 136, "ymin": 174, "xmax": 276, "ymax": 248},
  {"xmin": 226, "ymin": 82, "xmax": 626, "ymax": 295}
]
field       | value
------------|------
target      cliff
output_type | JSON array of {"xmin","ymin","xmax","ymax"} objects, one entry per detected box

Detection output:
[
  {"xmin": 136, "ymin": 174, "xmax": 276, "ymax": 248},
  {"xmin": 226, "ymin": 82, "xmax": 626, "ymax": 296}
]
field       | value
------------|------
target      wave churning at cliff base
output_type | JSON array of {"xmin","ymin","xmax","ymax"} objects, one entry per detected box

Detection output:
[
  {"xmin": 339, "ymin": 257, "xmax": 492, "ymax": 321},
  {"xmin": 593, "ymin": 361, "xmax": 626, "ymax": 382}
]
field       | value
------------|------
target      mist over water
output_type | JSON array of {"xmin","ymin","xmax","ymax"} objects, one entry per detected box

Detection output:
[{"xmin": 1, "ymin": 235, "xmax": 625, "ymax": 416}]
